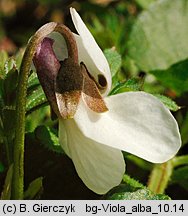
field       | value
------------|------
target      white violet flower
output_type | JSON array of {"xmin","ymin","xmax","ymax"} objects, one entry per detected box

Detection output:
[{"xmin": 33, "ymin": 8, "xmax": 181, "ymax": 194}]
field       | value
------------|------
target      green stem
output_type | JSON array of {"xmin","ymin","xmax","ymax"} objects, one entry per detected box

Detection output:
[
  {"xmin": 12, "ymin": 24, "xmax": 54, "ymax": 200},
  {"xmin": 126, "ymin": 154, "xmax": 153, "ymax": 171},
  {"xmin": 12, "ymin": 38, "xmax": 38, "ymax": 200},
  {"xmin": 11, "ymin": 22, "xmax": 78, "ymax": 199},
  {"xmin": 172, "ymin": 155, "xmax": 188, "ymax": 167},
  {"xmin": 147, "ymin": 160, "xmax": 173, "ymax": 194}
]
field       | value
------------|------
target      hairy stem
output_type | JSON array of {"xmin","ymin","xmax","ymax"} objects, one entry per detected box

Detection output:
[
  {"xmin": 12, "ymin": 22, "xmax": 78, "ymax": 199},
  {"xmin": 147, "ymin": 160, "xmax": 173, "ymax": 194}
]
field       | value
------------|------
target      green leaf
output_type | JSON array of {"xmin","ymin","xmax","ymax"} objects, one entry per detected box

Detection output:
[
  {"xmin": 27, "ymin": 71, "xmax": 40, "ymax": 91},
  {"xmin": 123, "ymin": 174, "xmax": 145, "ymax": 189},
  {"xmin": 176, "ymin": 180, "xmax": 188, "ymax": 191},
  {"xmin": 104, "ymin": 175, "xmax": 170, "ymax": 200},
  {"xmin": 151, "ymin": 194, "xmax": 171, "ymax": 200},
  {"xmin": 104, "ymin": 184, "xmax": 139, "ymax": 200},
  {"xmin": 154, "ymin": 94, "xmax": 180, "ymax": 111},
  {"xmin": 110, "ymin": 78, "xmax": 142, "ymax": 95},
  {"xmin": 4, "ymin": 58, "xmax": 17, "ymax": 75},
  {"xmin": 1, "ymin": 164, "xmax": 13, "ymax": 200},
  {"xmin": 151, "ymin": 59, "xmax": 188, "ymax": 95},
  {"xmin": 35, "ymin": 125, "xmax": 64, "ymax": 154},
  {"xmin": 104, "ymin": 48, "xmax": 122, "ymax": 77},
  {"xmin": 173, "ymin": 155, "xmax": 188, "ymax": 167},
  {"xmin": 180, "ymin": 112, "xmax": 188, "ymax": 145},
  {"xmin": 0, "ymin": 51, "xmax": 8, "ymax": 75},
  {"xmin": 14, "ymin": 49, "xmax": 24, "ymax": 69},
  {"xmin": 171, "ymin": 166, "xmax": 188, "ymax": 183},
  {"xmin": 26, "ymin": 106, "xmax": 50, "ymax": 132},
  {"xmin": 109, "ymin": 188, "xmax": 170, "ymax": 200},
  {"xmin": 26, "ymin": 86, "xmax": 47, "ymax": 113},
  {"xmin": 128, "ymin": 0, "xmax": 188, "ymax": 72},
  {"xmin": 2, "ymin": 107, "xmax": 16, "ymax": 138},
  {"xmin": 0, "ymin": 50, "xmax": 23, "ymax": 78},
  {"xmin": 171, "ymin": 166, "xmax": 188, "ymax": 191},
  {"xmin": 125, "ymin": 155, "xmax": 153, "ymax": 171},
  {"xmin": 3, "ymin": 68, "xmax": 18, "ymax": 105},
  {"xmin": 24, "ymin": 177, "xmax": 43, "ymax": 199},
  {"xmin": 104, "ymin": 185, "xmax": 170, "ymax": 200}
]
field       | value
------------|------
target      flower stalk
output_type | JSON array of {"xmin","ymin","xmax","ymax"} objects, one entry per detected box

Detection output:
[
  {"xmin": 11, "ymin": 22, "xmax": 77, "ymax": 199},
  {"xmin": 147, "ymin": 155, "xmax": 188, "ymax": 194},
  {"xmin": 147, "ymin": 160, "xmax": 173, "ymax": 194}
]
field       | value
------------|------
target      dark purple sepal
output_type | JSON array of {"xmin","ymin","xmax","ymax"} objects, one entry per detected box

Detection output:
[{"xmin": 33, "ymin": 37, "xmax": 61, "ymax": 117}]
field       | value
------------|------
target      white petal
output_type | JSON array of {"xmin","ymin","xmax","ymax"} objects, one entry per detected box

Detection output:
[
  {"xmin": 70, "ymin": 8, "xmax": 112, "ymax": 96},
  {"xmin": 74, "ymin": 92, "xmax": 181, "ymax": 163},
  {"xmin": 60, "ymin": 118, "xmax": 125, "ymax": 194},
  {"xmin": 48, "ymin": 32, "xmax": 68, "ymax": 61},
  {"xmin": 58, "ymin": 119, "xmax": 70, "ymax": 158}
]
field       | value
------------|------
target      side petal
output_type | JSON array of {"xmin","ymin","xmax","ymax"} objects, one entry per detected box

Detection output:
[
  {"xmin": 70, "ymin": 8, "xmax": 112, "ymax": 95},
  {"xmin": 74, "ymin": 92, "xmax": 181, "ymax": 163},
  {"xmin": 55, "ymin": 58, "xmax": 83, "ymax": 119},
  {"xmin": 60, "ymin": 118, "xmax": 125, "ymax": 194},
  {"xmin": 81, "ymin": 63, "xmax": 108, "ymax": 113}
]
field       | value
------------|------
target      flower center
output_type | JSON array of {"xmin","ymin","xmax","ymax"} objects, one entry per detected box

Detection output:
[{"xmin": 55, "ymin": 58, "xmax": 108, "ymax": 119}]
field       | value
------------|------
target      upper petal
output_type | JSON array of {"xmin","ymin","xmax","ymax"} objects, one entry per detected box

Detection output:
[
  {"xmin": 70, "ymin": 8, "xmax": 112, "ymax": 96},
  {"xmin": 59, "ymin": 118, "xmax": 125, "ymax": 194},
  {"xmin": 74, "ymin": 92, "xmax": 181, "ymax": 163}
]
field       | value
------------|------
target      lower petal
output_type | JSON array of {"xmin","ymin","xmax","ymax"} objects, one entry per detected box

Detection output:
[
  {"xmin": 61, "ymin": 118, "xmax": 125, "ymax": 194},
  {"xmin": 74, "ymin": 92, "xmax": 181, "ymax": 163}
]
